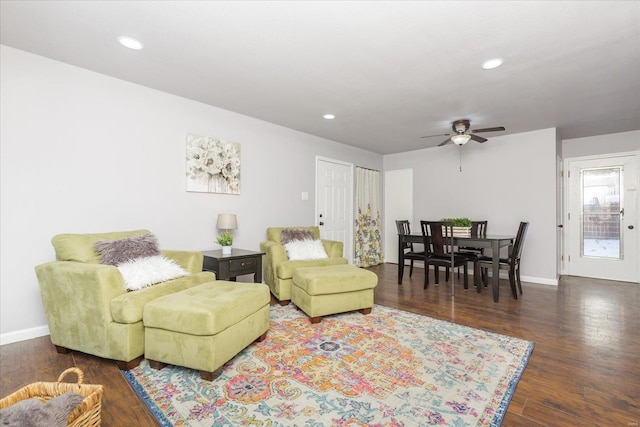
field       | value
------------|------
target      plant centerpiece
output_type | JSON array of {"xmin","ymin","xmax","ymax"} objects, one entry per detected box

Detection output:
[
  {"xmin": 217, "ymin": 232, "xmax": 234, "ymax": 255},
  {"xmin": 440, "ymin": 217, "xmax": 472, "ymax": 236}
]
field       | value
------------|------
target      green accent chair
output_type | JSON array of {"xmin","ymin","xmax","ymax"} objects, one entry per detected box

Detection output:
[
  {"xmin": 260, "ymin": 226, "xmax": 348, "ymax": 305},
  {"xmin": 34, "ymin": 230, "xmax": 216, "ymax": 369}
]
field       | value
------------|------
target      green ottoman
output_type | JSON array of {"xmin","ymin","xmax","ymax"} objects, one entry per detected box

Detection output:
[
  {"xmin": 292, "ymin": 265, "xmax": 378, "ymax": 323},
  {"xmin": 143, "ymin": 281, "xmax": 270, "ymax": 381}
]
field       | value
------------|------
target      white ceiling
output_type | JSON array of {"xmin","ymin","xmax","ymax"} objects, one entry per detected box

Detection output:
[{"xmin": 1, "ymin": 1, "xmax": 639, "ymax": 155}]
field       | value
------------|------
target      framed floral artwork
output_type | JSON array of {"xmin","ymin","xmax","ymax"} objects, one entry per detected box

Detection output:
[{"xmin": 186, "ymin": 134, "xmax": 240, "ymax": 194}]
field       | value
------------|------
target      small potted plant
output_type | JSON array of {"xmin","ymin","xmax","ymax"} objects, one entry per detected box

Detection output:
[
  {"xmin": 440, "ymin": 217, "xmax": 472, "ymax": 236},
  {"xmin": 217, "ymin": 231, "xmax": 233, "ymax": 255}
]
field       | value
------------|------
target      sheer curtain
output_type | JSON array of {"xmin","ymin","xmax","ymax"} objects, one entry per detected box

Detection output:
[{"xmin": 354, "ymin": 167, "xmax": 384, "ymax": 267}]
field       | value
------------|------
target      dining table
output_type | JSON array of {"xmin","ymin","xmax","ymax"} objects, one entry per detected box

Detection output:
[{"xmin": 398, "ymin": 232, "xmax": 516, "ymax": 302}]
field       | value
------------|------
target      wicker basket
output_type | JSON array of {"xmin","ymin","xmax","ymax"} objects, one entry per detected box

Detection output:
[{"xmin": 0, "ymin": 367, "xmax": 103, "ymax": 426}]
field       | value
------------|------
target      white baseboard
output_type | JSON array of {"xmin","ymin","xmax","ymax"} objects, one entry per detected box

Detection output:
[
  {"xmin": 520, "ymin": 275, "xmax": 558, "ymax": 286},
  {"xmin": 1, "ymin": 325, "xmax": 50, "ymax": 346}
]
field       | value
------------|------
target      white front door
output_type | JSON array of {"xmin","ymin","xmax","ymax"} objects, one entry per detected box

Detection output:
[
  {"xmin": 566, "ymin": 154, "xmax": 639, "ymax": 282},
  {"xmin": 316, "ymin": 157, "xmax": 354, "ymax": 264}
]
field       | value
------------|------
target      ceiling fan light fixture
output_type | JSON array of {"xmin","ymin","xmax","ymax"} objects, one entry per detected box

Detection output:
[
  {"xmin": 118, "ymin": 36, "xmax": 144, "ymax": 50},
  {"xmin": 451, "ymin": 134, "xmax": 471, "ymax": 145},
  {"xmin": 482, "ymin": 58, "xmax": 503, "ymax": 70}
]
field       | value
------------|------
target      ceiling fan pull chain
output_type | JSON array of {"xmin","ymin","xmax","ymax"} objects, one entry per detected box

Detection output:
[{"xmin": 459, "ymin": 145, "xmax": 463, "ymax": 172}]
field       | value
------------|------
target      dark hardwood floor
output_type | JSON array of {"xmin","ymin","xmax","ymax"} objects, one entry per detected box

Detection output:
[{"xmin": 1, "ymin": 263, "xmax": 638, "ymax": 426}]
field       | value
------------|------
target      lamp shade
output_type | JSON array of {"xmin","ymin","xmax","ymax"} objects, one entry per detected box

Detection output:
[
  {"xmin": 451, "ymin": 134, "xmax": 471, "ymax": 146},
  {"xmin": 216, "ymin": 214, "xmax": 237, "ymax": 230}
]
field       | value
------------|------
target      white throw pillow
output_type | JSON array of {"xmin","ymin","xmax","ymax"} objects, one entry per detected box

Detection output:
[
  {"xmin": 117, "ymin": 255, "xmax": 189, "ymax": 291},
  {"xmin": 284, "ymin": 239, "xmax": 328, "ymax": 261}
]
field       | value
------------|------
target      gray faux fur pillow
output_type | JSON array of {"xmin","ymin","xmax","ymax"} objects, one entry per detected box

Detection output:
[
  {"xmin": 0, "ymin": 392, "xmax": 84, "ymax": 427},
  {"xmin": 280, "ymin": 228, "xmax": 314, "ymax": 245},
  {"xmin": 95, "ymin": 233, "xmax": 161, "ymax": 266}
]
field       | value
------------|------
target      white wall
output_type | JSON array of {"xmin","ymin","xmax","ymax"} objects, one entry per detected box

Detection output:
[
  {"xmin": 383, "ymin": 128, "xmax": 559, "ymax": 285},
  {"xmin": 0, "ymin": 46, "xmax": 382, "ymax": 343},
  {"xmin": 563, "ymin": 130, "xmax": 640, "ymax": 158},
  {"xmin": 383, "ymin": 169, "xmax": 413, "ymax": 264}
]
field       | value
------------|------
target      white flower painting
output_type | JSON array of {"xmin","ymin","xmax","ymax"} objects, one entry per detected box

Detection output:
[{"xmin": 186, "ymin": 134, "xmax": 241, "ymax": 194}]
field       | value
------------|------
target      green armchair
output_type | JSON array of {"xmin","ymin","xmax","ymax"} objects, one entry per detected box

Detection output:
[
  {"xmin": 260, "ymin": 226, "xmax": 348, "ymax": 304},
  {"xmin": 34, "ymin": 230, "xmax": 216, "ymax": 369}
]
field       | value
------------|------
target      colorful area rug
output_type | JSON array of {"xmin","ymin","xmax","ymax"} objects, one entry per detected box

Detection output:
[{"xmin": 123, "ymin": 304, "xmax": 534, "ymax": 426}]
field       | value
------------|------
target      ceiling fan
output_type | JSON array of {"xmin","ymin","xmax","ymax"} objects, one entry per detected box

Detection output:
[{"xmin": 421, "ymin": 119, "xmax": 505, "ymax": 146}]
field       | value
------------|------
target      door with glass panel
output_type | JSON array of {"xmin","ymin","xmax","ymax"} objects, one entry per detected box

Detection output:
[{"xmin": 567, "ymin": 154, "xmax": 639, "ymax": 282}]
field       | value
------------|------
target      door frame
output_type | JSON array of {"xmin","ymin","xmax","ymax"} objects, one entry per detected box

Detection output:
[
  {"xmin": 562, "ymin": 151, "xmax": 640, "ymax": 281},
  {"xmin": 315, "ymin": 156, "xmax": 354, "ymax": 264},
  {"xmin": 557, "ymin": 154, "xmax": 565, "ymax": 279}
]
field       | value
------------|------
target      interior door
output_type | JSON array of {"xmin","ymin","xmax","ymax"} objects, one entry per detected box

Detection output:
[
  {"xmin": 566, "ymin": 154, "xmax": 639, "ymax": 282},
  {"xmin": 316, "ymin": 157, "xmax": 354, "ymax": 264}
]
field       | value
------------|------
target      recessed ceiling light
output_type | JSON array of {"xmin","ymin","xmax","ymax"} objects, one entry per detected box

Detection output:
[
  {"xmin": 118, "ymin": 36, "xmax": 144, "ymax": 50},
  {"xmin": 482, "ymin": 58, "xmax": 503, "ymax": 70},
  {"xmin": 323, "ymin": 114, "xmax": 336, "ymax": 120}
]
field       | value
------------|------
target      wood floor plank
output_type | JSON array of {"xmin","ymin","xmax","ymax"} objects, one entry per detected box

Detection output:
[
  {"xmin": 584, "ymin": 384, "xmax": 640, "ymax": 414},
  {"xmin": 582, "ymin": 386, "xmax": 639, "ymax": 426},
  {"xmin": 501, "ymin": 410, "xmax": 548, "ymax": 427},
  {"xmin": 506, "ymin": 392, "xmax": 527, "ymax": 414},
  {"xmin": 0, "ymin": 336, "xmax": 73, "ymax": 392},
  {"xmin": 1, "ymin": 264, "xmax": 638, "ymax": 426},
  {"xmin": 520, "ymin": 400, "xmax": 587, "ymax": 426}
]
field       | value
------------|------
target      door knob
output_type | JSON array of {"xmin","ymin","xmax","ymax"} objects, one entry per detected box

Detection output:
[
  {"xmin": 629, "ymin": 225, "xmax": 635, "ymax": 230},
  {"xmin": 319, "ymin": 222, "xmax": 325, "ymax": 226}
]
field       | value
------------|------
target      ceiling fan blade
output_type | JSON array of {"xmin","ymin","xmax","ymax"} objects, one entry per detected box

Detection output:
[
  {"xmin": 472, "ymin": 126, "xmax": 505, "ymax": 133},
  {"xmin": 421, "ymin": 133, "xmax": 451, "ymax": 139},
  {"xmin": 469, "ymin": 134, "xmax": 488, "ymax": 143},
  {"xmin": 438, "ymin": 138, "xmax": 452, "ymax": 146}
]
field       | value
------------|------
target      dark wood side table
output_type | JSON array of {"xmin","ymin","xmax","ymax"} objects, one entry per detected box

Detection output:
[{"xmin": 202, "ymin": 249, "xmax": 264, "ymax": 282}]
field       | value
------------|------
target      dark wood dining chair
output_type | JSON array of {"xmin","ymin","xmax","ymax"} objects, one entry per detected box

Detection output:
[
  {"xmin": 456, "ymin": 220, "xmax": 488, "ymax": 282},
  {"xmin": 476, "ymin": 221, "xmax": 529, "ymax": 299},
  {"xmin": 420, "ymin": 221, "xmax": 469, "ymax": 289},
  {"xmin": 396, "ymin": 220, "xmax": 425, "ymax": 279}
]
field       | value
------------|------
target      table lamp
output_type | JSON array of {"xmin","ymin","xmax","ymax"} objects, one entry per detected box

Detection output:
[{"xmin": 216, "ymin": 214, "xmax": 237, "ymax": 254}]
